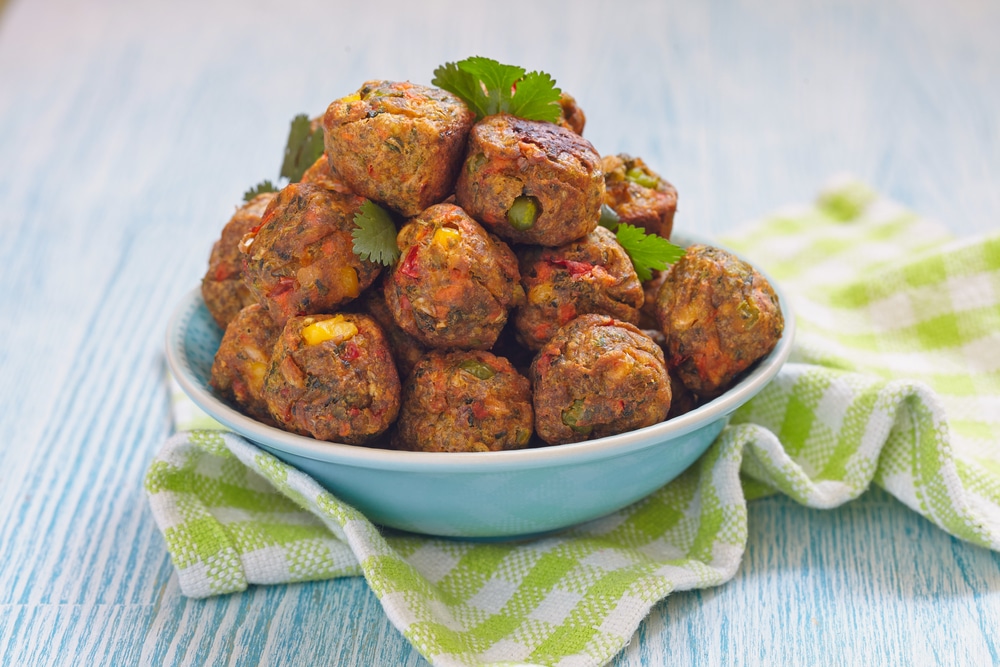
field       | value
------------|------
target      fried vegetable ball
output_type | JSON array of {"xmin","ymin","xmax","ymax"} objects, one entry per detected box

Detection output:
[
  {"xmin": 396, "ymin": 350, "xmax": 533, "ymax": 452},
  {"xmin": 385, "ymin": 203, "xmax": 524, "ymax": 350},
  {"xmin": 240, "ymin": 183, "xmax": 381, "ymax": 326},
  {"xmin": 323, "ymin": 81, "xmax": 475, "ymax": 217},
  {"xmin": 655, "ymin": 244, "xmax": 784, "ymax": 398},
  {"xmin": 531, "ymin": 314, "xmax": 671, "ymax": 445},
  {"xmin": 454, "ymin": 113, "xmax": 605, "ymax": 246},
  {"xmin": 515, "ymin": 225, "xmax": 643, "ymax": 350},
  {"xmin": 557, "ymin": 92, "xmax": 586, "ymax": 134},
  {"xmin": 209, "ymin": 303, "xmax": 281, "ymax": 425},
  {"xmin": 602, "ymin": 154, "xmax": 678, "ymax": 239},
  {"xmin": 300, "ymin": 154, "xmax": 354, "ymax": 194},
  {"xmin": 361, "ymin": 277, "xmax": 427, "ymax": 378},
  {"xmin": 263, "ymin": 313, "xmax": 400, "ymax": 444},
  {"xmin": 201, "ymin": 192, "xmax": 276, "ymax": 329}
]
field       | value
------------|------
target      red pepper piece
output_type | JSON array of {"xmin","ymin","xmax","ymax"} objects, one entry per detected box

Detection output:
[{"xmin": 548, "ymin": 258, "xmax": 594, "ymax": 276}]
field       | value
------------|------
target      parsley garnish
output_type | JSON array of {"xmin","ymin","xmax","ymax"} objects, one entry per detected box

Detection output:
[
  {"xmin": 243, "ymin": 180, "xmax": 278, "ymax": 202},
  {"xmin": 432, "ymin": 56, "xmax": 562, "ymax": 123},
  {"xmin": 599, "ymin": 205, "xmax": 685, "ymax": 281},
  {"xmin": 352, "ymin": 201, "xmax": 400, "ymax": 266},
  {"xmin": 279, "ymin": 114, "xmax": 325, "ymax": 183}
]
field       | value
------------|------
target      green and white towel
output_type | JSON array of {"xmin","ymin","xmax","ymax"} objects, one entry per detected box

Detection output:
[{"xmin": 146, "ymin": 177, "xmax": 1000, "ymax": 667}]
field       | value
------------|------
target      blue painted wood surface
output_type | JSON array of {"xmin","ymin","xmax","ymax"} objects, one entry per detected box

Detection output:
[{"xmin": 1, "ymin": 0, "xmax": 998, "ymax": 664}]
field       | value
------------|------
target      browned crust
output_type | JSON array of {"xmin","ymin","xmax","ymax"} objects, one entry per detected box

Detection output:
[
  {"xmin": 323, "ymin": 81, "xmax": 475, "ymax": 216},
  {"xmin": 655, "ymin": 244, "xmax": 784, "ymax": 398},
  {"xmin": 396, "ymin": 350, "xmax": 533, "ymax": 452},
  {"xmin": 531, "ymin": 314, "xmax": 671, "ymax": 444},
  {"xmin": 263, "ymin": 313, "xmax": 400, "ymax": 444},
  {"xmin": 454, "ymin": 114, "xmax": 604, "ymax": 246}
]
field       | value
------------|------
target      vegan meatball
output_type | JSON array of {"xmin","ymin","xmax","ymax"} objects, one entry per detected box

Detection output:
[
  {"xmin": 602, "ymin": 154, "xmax": 678, "ymax": 239},
  {"xmin": 531, "ymin": 314, "xmax": 671, "ymax": 445},
  {"xmin": 385, "ymin": 203, "xmax": 524, "ymax": 350},
  {"xmin": 323, "ymin": 80, "xmax": 475, "ymax": 217},
  {"xmin": 300, "ymin": 154, "xmax": 354, "ymax": 194},
  {"xmin": 361, "ymin": 278, "xmax": 427, "ymax": 378},
  {"xmin": 557, "ymin": 91, "xmax": 586, "ymax": 134},
  {"xmin": 455, "ymin": 113, "xmax": 605, "ymax": 246},
  {"xmin": 240, "ymin": 182, "xmax": 381, "ymax": 326},
  {"xmin": 515, "ymin": 225, "xmax": 643, "ymax": 350},
  {"xmin": 263, "ymin": 313, "xmax": 400, "ymax": 445},
  {"xmin": 201, "ymin": 192, "xmax": 276, "ymax": 329},
  {"xmin": 655, "ymin": 244, "xmax": 784, "ymax": 398},
  {"xmin": 209, "ymin": 303, "xmax": 281, "ymax": 425},
  {"xmin": 396, "ymin": 350, "xmax": 533, "ymax": 452}
]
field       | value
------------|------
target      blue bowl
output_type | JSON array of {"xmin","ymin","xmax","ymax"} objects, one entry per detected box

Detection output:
[{"xmin": 166, "ymin": 250, "xmax": 793, "ymax": 538}]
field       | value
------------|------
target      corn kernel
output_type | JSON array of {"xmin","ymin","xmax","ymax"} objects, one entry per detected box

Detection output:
[
  {"xmin": 432, "ymin": 226, "xmax": 461, "ymax": 249},
  {"xmin": 337, "ymin": 266, "xmax": 360, "ymax": 298},
  {"xmin": 247, "ymin": 361, "xmax": 268, "ymax": 391},
  {"xmin": 301, "ymin": 315, "xmax": 359, "ymax": 346}
]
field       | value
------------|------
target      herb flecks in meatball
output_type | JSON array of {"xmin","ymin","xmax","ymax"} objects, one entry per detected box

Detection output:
[
  {"xmin": 602, "ymin": 154, "xmax": 678, "ymax": 240},
  {"xmin": 240, "ymin": 183, "xmax": 381, "ymax": 326},
  {"xmin": 263, "ymin": 313, "xmax": 400, "ymax": 445},
  {"xmin": 655, "ymin": 244, "xmax": 784, "ymax": 399},
  {"xmin": 515, "ymin": 226, "xmax": 643, "ymax": 350},
  {"xmin": 531, "ymin": 314, "xmax": 671, "ymax": 445},
  {"xmin": 323, "ymin": 81, "xmax": 475, "ymax": 217},
  {"xmin": 210, "ymin": 304, "xmax": 281, "ymax": 425},
  {"xmin": 201, "ymin": 193, "xmax": 276, "ymax": 329},
  {"xmin": 455, "ymin": 113, "xmax": 604, "ymax": 246},
  {"xmin": 385, "ymin": 203, "xmax": 523, "ymax": 350},
  {"xmin": 397, "ymin": 350, "xmax": 533, "ymax": 452},
  {"xmin": 362, "ymin": 277, "xmax": 427, "ymax": 379}
]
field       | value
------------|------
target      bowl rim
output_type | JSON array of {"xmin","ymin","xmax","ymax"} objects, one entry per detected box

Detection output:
[{"xmin": 166, "ymin": 238, "xmax": 794, "ymax": 474}]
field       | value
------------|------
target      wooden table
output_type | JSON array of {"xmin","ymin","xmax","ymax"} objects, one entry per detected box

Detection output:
[{"xmin": 1, "ymin": 0, "xmax": 998, "ymax": 664}]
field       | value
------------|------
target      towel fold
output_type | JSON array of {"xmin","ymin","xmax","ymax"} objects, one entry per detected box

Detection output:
[{"xmin": 146, "ymin": 177, "xmax": 1000, "ymax": 667}]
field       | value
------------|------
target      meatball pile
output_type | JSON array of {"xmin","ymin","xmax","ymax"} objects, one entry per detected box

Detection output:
[{"xmin": 201, "ymin": 76, "xmax": 784, "ymax": 449}]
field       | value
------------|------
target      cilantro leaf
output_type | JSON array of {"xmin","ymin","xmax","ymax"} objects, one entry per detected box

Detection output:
[
  {"xmin": 431, "ymin": 62, "xmax": 491, "ymax": 118},
  {"xmin": 457, "ymin": 56, "xmax": 524, "ymax": 116},
  {"xmin": 243, "ymin": 180, "xmax": 278, "ymax": 202},
  {"xmin": 280, "ymin": 114, "xmax": 325, "ymax": 183},
  {"xmin": 352, "ymin": 200, "xmax": 400, "ymax": 266},
  {"xmin": 432, "ymin": 56, "xmax": 562, "ymax": 122},
  {"xmin": 509, "ymin": 71, "xmax": 562, "ymax": 123},
  {"xmin": 614, "ymin": 223, "xmax": 686, "ymax": 282}
]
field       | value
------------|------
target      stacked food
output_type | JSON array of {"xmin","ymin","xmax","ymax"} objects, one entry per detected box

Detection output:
[{"xmin": 203, "ymin": 57, "xmax": 784, "ymax": 452}]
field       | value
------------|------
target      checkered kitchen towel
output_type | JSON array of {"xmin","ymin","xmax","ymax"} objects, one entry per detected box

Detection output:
[{"xmin": 146, "ymin": 177, "xmax": 1000, "ymax": 667}]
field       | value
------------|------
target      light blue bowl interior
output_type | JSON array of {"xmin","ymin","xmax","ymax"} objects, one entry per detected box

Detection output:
[{"xmin": 167, "ymin": 253, "xmax": 793, "ymax": 538}]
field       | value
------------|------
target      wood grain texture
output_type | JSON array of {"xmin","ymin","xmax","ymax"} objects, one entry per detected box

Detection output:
[{"xmin": 0, "ymin": 0, "xmax": 998, "ymax": 664}]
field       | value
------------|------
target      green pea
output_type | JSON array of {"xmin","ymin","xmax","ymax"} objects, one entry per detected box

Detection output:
[
  {"xmin": 458, "ymin": 359, "xmax": 496, "ymax": 380},
  {"xmin": 625, "ymin": 167, "xmax": 658, "ymax": 189},
  {"xmin": 737, "ymin": 299, "xmax": 760, "ymax": 328},
  {"xmin": 561, "ymin": 399, "xmax": 592, "ymax": 434},
  {"xmin": 507, "ymin": 195, "xmax": 540, "ymax": 231}
]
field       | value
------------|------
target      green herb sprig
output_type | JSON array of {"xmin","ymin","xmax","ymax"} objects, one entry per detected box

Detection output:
[
  {"xmin": 432, "ymin": 56, "xmax": 562, "ymax": 123},
  {"xmin": 352, "ymin": 200, "xmax": 400, "ymax": 266},
  {"xmin": 279, "ymin": 114, "xmax": 325, "ymax": 183},
  {"xmin": 241, "ymin": 113, "xmax": 325, "ymax": 202},
  {"xmin": 242, "ymin": 180, "xmax": 278, "ymax": 202},
  {"xmin": 599, "ymin": 204, "xmax": 685, "ymax": 281}
]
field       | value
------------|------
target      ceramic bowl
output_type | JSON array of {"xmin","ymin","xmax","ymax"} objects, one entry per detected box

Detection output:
[{"xmin": 166, "ymin": 246, "xmax": 793, "ymax": 539}]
